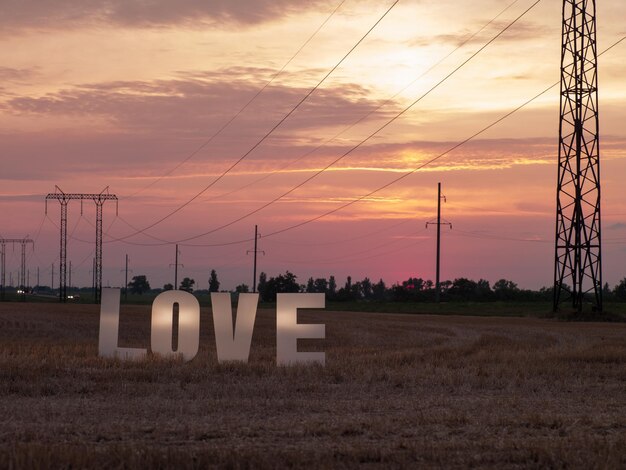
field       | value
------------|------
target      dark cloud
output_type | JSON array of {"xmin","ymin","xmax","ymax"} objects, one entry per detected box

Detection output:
[
  {"xmin": 0, "ymin": 71, "xmax": 396, "ymax": 180},
  {"xmin": 0, "ymin": 0, "xmax": 332, "ymax": 31},
  {"xmin": 6, "ymin": 71, "xmax": 395, "ymax": 138},
  {"xmin": 0, "ymin": 66, "xmax": 40, "ymax": 82}
]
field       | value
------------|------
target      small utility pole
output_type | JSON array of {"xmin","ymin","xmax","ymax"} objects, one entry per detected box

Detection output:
[
  {"xmin": 51, "ymin": 263, "xmax": 55, "ymax": 292},
  {"xmin": 124, "ymin": 254, "xmax": 129, "ymax": 299},
  {"xmin": 426, "ymin": 183, "xmax": 451, "ymax": 302},
  {"xmin": 247, "ymin": 225, "xmax": 265, "ymax": 293},
  {"xmin": 175, "ymin": 244, "xmax": 179, "ymax": 289},
  {"xmin": 170, "ymin": 244, "xmax": 183, "ymax": 289}
]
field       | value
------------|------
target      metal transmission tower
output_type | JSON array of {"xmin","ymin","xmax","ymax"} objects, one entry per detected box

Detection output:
[
  {"xmin": 0, "ymin": 237, "xmax": 34, "ymax": 300},
  {"xmin": 426, "ymin": 183, "xmax": 451, "ymax": 303},
  {"xmin": 46, "ymin": 186, "xmax": 118, "ymax": 303},
  {"xmin": 554, "ymin": 0, "xmax": 601, "ymax": 313}
]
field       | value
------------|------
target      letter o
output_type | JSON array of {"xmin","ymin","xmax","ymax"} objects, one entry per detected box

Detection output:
[{"xmin": 151, "ymin": 290, "xmax": 200, "ymax": 362}]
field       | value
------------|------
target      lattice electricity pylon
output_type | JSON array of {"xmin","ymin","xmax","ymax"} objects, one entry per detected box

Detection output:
[
  {"xmin": 553, "ymin": 0, "xmax": 601, "ymax": 313},
  {"xmin": 45, "ymin": 186, "xmax": 118, "ymax": 303},
  {"xmin": 0, "ymin": 237, "xmax": 34, "ymax": 300}
]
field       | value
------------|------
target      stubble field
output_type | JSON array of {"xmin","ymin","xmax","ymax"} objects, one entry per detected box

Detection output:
[{"xmin": 0, "ymin": 301, "xmax": 625, "ymax": 468}]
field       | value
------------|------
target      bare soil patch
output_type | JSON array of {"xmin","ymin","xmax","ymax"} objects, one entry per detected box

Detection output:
[{"xmin": 1, "ymin": 302, "xmax": 625, "ymax": 468}]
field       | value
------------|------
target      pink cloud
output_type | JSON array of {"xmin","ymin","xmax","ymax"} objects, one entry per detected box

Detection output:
[{"xmin": 0, "ymin": 0, "xmax": 334, "ymax": 31}]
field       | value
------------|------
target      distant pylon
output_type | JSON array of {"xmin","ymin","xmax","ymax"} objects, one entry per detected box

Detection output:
[
  {"xmin": 0, "ymin": 237, "xmax": 34, "ymax": 301},
  {"xmin": 553, "ymin": 0, "xmax": 602, "ymax": 313},
  {"xmin": 45, "ymin": 186, "xmax": 118, "ymax": 303}
]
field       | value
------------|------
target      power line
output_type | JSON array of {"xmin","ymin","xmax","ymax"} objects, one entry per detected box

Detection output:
[
  {"xmin": 192, "ymin": 0, "xmax": 522, "ymax": 206},
  {"xmin": 24, "ymin": 214, "xmax": 47, "ymax": 265},
  {"xmin": 62, "ymin": 31, "xmax": 625, "ymax": 255},
  {"xmin": 116, "ymin": 32, "xmax": 625, "ymax": 250},
  {"xmin": 265, "ymin": 216, "xmax": 421, "ymax": 247},
  {"xmin": 126, "ymin": 0, "xmax": 347, "ymax": 199},
  {"xmin": 158, "ymin": 0, "xmax": 544, "ymax": 244},
  {"xmin": 112, "ymin": 0, "xmax": 401, "ymax": 241},
  {"xmin": 98, "ymin": 0, "xmax": 521, "ymax": 250},
  {"xmin": 449, "ymin": 228, "xmax": 551, "ymax": 244},
  {"xmin": 275, "ymin": 228, "xmax": 430, "ymax": 266}
]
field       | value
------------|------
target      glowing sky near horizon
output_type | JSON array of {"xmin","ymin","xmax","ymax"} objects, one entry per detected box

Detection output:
[{"xmin": 1, "ymin": 0, "xmax": 625, "ymax": 291}]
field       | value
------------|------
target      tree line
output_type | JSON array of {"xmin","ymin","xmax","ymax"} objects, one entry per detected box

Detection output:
[{"xmin": 125, "ymin": 270, "xmax": 626, "ymax": 303}]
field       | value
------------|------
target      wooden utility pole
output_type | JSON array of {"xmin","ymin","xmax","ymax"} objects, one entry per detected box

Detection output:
[
  {"xmin": 170, "ymin": 245, "xmax": 183, "ymax": 289},
  {"xmin": 125, "ymin": 254, "xmax": 129, "ymax": 299},
  {"xmin": 247, "ymin": 225, "xmax": 265, "ymax": 293},
  {"xmin": 426, "ymin": 183, "xmax": 451, "ymax": 302}
]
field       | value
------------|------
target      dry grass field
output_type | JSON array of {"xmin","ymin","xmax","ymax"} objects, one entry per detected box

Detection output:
[{"xmin": 0, "ymin": 302, "xmax": 625, "ymax": 469}]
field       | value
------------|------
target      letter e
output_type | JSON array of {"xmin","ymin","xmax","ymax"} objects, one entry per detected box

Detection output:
[{"xmin": 276, "ymin": 293, "xmax": 325, "ymax": 366}]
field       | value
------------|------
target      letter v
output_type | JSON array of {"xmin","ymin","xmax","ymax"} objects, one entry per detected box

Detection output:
[{"xmin": 211, "ymin": 292, "xmax": 258, "ymax": 362}]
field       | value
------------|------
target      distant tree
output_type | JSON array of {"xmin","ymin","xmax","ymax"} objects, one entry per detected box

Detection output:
[
  {"xmin": 449, "ymin": 278, "xmax": 478, "ymax": 300},
  {"xmin": 306, "ymin": 277, "xmax": 315, "ymax": 293},
  {"xmin": 163, "ymin": 283, "xmax": 174, "ymax": 291},
  {"xmin": 209, "ymin": 270, "xmax": 220, "ymax": 293},
  {"xmin": 314, "ymin": 278, "xmax": 328, "ymax": 294},
  {"xmin": 180, "ymin": 277, "xmax": 195, "ymax": 293},
  {"xmin": 614, "ymin": 279, "xmax": 626, "ymax": 301},
  {"xmin": 603, "ymin": 282, "xmax": 613, "ymax": 301},
  {"xmin": 538, "ymin": 285, "xmax": 553, "ymax": 300},
  {"xmin": 372, "ymin": 279, "xmax": 386, "ymax": 301},
  {"xmin": 128, "ymin": 275, "xmax": 150, "ymax": 295},
  {"xmin": 261, "ymin": 271, "xmax": 300, "ymax": 302},
  {"xmin": 403, "ymin": 277, "xmax": 425, "ymax": 291},
  {"xmin": 328, "ymin": 276, "xmax": 337, "ymax": 296},
  {"xmin": 235, "ymin": 283, "xmax": 250, "ymax": 293},
  {"xmin": 493, "ymin": 279, "xmax": 518, "ymax": 291},
  {"xmin": 333, "ymin": 287, "xmax": 351, "ymax": 301},
  {"xmin": 361, "ymin": 277, "xmax": 373, "ymax": 299},
  {"xmin": 258, "ymin": 272, "xmax": 268, "ymax": 298},
  {"xmin": 493, "ymin": 279, "xmax": 520, "ymax": 300},
  {"xmin": 396, "ymin": 277, "xmax": 428, "ymax": 301},
  {"xmin": 391, "ymin": 283, "xmax": 410, "ymax": 302},
  {"xmin": 350, "ymin": 281, "xmax": 362, "ymax": 300},
  {"xmin": 475, "ymin": 279, "xmax": 493, "ymax": 301},
  {"xmin": 440, "ymin": 280, "xmax": 453, "ymax": 293}
]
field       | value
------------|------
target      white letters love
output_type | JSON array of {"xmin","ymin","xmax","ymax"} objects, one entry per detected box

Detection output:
[{"xmin": 98, "ymin": 288, "xmax": 326, "ymax": 365}]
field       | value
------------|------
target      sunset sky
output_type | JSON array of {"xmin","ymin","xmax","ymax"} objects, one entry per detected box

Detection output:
[{"xmin": 1, "ymin": 0, "xmax": 625, "ymax": 291}]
